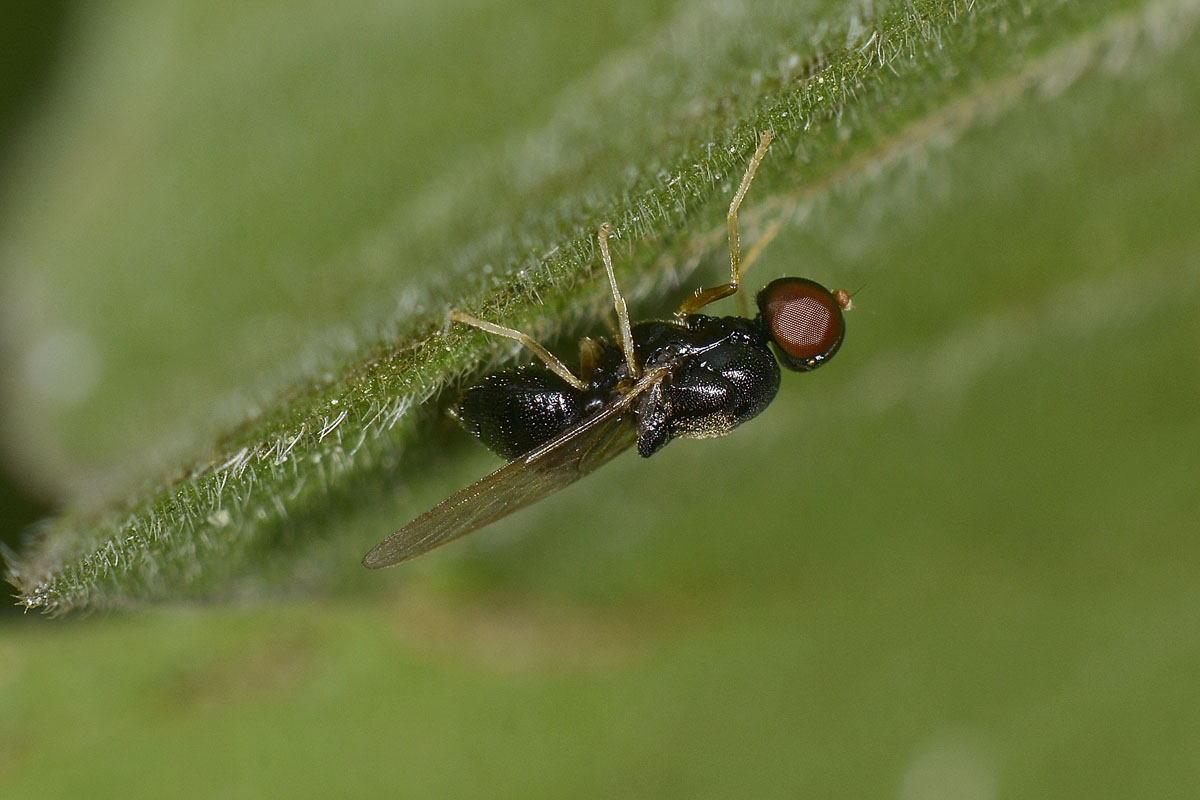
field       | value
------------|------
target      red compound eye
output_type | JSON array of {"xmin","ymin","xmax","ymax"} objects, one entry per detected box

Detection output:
[{"xmin": 756, "ymin": 278, "xmax": 850, "ymax": 372}]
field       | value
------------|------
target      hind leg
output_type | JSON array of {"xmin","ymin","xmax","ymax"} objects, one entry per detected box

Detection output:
[{"xmin": 449, "ymin": 310, "xmax": 585, "ymax": 391}]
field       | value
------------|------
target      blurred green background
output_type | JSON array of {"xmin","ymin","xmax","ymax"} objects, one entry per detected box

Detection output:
[{"xmin": 3, "ymin": 1, "xmax": 1199, "ymax": 797}]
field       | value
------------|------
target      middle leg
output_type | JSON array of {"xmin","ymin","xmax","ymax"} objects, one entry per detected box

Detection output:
[{"xmin": 597, "ymin": 223, "xmax": 641, "ymax": 379}]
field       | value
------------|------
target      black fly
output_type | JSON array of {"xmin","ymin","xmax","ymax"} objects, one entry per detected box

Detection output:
[{"xmin": 363, "ymin": 131, "xmax": 852, "ymax": 568}]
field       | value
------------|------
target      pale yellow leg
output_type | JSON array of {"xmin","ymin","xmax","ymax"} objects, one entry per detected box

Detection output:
[
  {"xmin": 450, "ymin": 310, "xmax": 586, "ymax": 391},
  {"xmin": 733, "ymin": 217, "xmax": 783, "ymax": 317},
  {"xmin": 675, "ymin": 130, "xmax": 774, "ymax": 317},
  {"xmin": 597, "ymin": 223, "xmax": 641, "ymax": 378},
  {"xmin": 577, "ymin": 337, "xmax": 603, "ymax": 384}
]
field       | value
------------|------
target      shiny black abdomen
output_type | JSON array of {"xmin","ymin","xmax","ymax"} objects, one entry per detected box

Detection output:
[
  {"xmin": 456, "ymin": 314, "xmax": 781, "ymax": 460},
  {"xmin": 457, "ymin": 369, "xmax": 594, "ymax": 460}
]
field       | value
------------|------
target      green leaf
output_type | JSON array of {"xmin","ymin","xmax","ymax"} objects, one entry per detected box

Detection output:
[
  {"xmin": 5, "ymin": 2, "xmax": 1200, "ymax": 794},
  {"xmin": 3, "ymin": 0, "xmax": 1198, "ymax": 611}
]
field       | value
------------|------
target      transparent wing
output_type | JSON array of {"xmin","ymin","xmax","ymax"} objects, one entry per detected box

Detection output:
[{"xmin": 362, "ymin": 366, "xmax": 669, "ymax": 569}]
